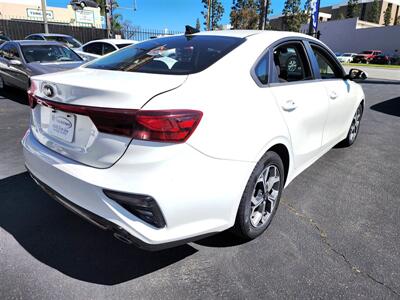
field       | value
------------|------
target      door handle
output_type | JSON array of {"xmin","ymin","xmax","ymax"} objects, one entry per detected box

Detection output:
[
  {"xmin": 282, "ymin": 100, "xmax": 297, "ymax": 112},
  {"xmin": 329, "ymin": 91, "xmax": 338, "ymax": 100}
]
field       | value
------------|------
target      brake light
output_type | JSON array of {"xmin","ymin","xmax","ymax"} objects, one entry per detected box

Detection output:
[
  {"xmin": 27, "ymin": 80, "xmax": 38, "ymax": 108},
  {"xmin": 28, "ymin": 94, "xmax": 202, "ymax": 143},
  {"xmin": 132, "ymin": 110, "xmax": 203, "ymax": 143}
]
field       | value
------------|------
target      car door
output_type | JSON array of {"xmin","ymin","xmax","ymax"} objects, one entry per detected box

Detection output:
[
  {"xmin": 4, "ymin": 43, "xmax": 28, "ymax": 89},
  {"xmin": 0, "ymin": 42, "xmax": 25, "ymax": 88},
  {"xmin": 268, "ymin": 40, "xmax": 329, "ymax": 170},
  {"xmin": 309, "ymin": 43, "xmax": 356, "ymax": 146}
]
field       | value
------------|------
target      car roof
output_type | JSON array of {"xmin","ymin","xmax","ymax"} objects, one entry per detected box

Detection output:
[
  {"xmin": 10, "ymin": 40, "xmax": 67, "ymax": 46},
  {"xmin": 91, "ymin": 39, "xmax": 137, "ymax": 44},
  {"xmin": 28, "ymin": 33, "xmax": 73, "ymax": 38},
  {"xmin": 188, "ymin": 30, "xmax": 321, "ymax": 47},
  {"xmin": 192, "ymin": 30, "xmax": 317, "ymax": 41}
]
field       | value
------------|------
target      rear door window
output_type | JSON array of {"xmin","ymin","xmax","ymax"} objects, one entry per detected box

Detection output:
[
  {"xmin": 272, "ymin": 42, "xmax": 313, "ymax": 83},
  {"xmin": 102, "ymin": 43, "xmax": 116, "ymax": 55},
  {"xmin": 1, "ymin": 43, "xmax": 20, "ymax": 60},
  {"xmin": 86, "ymin": 35, "xmax": 245, "ymax": 75},
  {"xmin": 83, "ymin": 42, "xmax": 103, "ymax": 55}
]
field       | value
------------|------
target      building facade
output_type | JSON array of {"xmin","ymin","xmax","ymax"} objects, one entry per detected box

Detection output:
[
  {"xmin": 0, "ymin": 0, "xmax": 103, "ymax": 28},
  {"xmin": 320, "ymin": 0, "xmax": 400, "ymax": 25},
  {"xmin": 300, "ymin": 17, "xmax": 400, "ymax": 55}
]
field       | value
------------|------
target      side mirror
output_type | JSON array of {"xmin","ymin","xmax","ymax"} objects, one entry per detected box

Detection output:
[
  {"xmin": 345, "ymin": 68, "xmax": 368, "ymax": 81},
  {"xmin": 9, "ymin": 59, "xmax": 22, "ymax": 66}
]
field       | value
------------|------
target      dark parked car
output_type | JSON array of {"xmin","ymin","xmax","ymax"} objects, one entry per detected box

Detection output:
[
  {"xmin": 70, "ymin": 0, "xmax": 99, "ymax": 8},
  {"xmin": 0, "ymin": 40, "xmax": 84, "ymax": 91},
  {"xmin": 370, "ymin": 54, "xmax": 391, "ymax": 65},
  {"xmin": 25, "ymin": 33, "xmax": 82, "ymax": 50}
]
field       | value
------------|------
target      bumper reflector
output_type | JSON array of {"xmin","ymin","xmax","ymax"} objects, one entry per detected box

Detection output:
[{"xmin": 103, "ymin": 190, "xmax": 166, "ymax": 228}]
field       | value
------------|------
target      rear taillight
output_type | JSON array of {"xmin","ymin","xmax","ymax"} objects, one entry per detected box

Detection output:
[
  {"xmin": 132, "ymin": 110, "xmax": 203, "ymax": 143},
  {"xmin": 27, "ymin": 80, "xmax": 38, "ymax": 108},
  {"xmin": 29, "ymin": 93, "xmax": 202, "ymax": 143}
]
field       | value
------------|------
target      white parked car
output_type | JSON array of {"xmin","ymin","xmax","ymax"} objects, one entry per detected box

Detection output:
[
  {"xmin": 75, "ymin": 39, "xmax": 138, "ymax": 61},
  {"xmin": 23, "ymin": 30, "xmax": 366, "ymax": 250},
  {"xmin": 337, "ymin": 52, "xmax": 357, "ymax": 63}
]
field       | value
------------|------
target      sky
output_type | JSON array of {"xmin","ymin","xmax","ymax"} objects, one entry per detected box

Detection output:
[{"xmin": 46, "ymin": 0, "xmax": 340, "ymax": 32}]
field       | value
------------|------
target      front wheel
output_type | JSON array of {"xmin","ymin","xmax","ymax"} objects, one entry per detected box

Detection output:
[
  {"xmin": 340, "ymin": 103, "xmax": 363, "ymax": 147},
  {"xmin": 233, "ymin": 151, "xmax": 285, "ymax": 240}
]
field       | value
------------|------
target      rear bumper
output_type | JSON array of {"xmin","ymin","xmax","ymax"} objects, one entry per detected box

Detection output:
[
  {"xmin": 27, "ymin": 170, "xmax": 213, "ymax": 250},
  {"xmin": 23, "ymin": 129, "xmax": 254, "ymax": 249}
]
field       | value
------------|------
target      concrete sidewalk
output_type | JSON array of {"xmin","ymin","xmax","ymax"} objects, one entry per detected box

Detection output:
[{"xmin": 343, "ymin": 65, "xmax": 400, "ymax": 81}]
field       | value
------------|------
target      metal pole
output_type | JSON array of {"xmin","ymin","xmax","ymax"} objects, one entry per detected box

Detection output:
[
  {"xmin": 105, "ymin": 0, "xmax": 111, "ymax": 38},
  {"xmin": 110, "ymin": 0, "xmax": 114, "ymax": 38},
  {"xmin": 207, "ymin": 0, "xmax": 212, "ymax": 31},
  {"xmin": 262, "ymin": 0, "xmax": 268, "ymax": 30},
  {"xmin": 40, "ymin": 0, "xmax": 49, "ymax": 33}
]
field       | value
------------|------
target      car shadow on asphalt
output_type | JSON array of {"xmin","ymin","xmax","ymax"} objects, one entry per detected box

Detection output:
[
  {"xmin": 370, "ymin": 96, "xmax": 400, "ymax": 117},
  {"xmin": 0, "ymin": 87, "xmax": 29, "ymax": 105},
  {"xmin": 0, "ymin": 172, "xmax": 198, "ymax": 285}
]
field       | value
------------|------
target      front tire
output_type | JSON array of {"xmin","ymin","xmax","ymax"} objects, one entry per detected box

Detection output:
[{"xmin": 233, "ymin": 151, "xmax": 285, "ymax": 240}]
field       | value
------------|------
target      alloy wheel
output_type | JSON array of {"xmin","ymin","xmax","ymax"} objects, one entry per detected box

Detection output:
[
  {"xmin": 250, "ymin": 165, "xmax": 280, "ymax": 228},
  {"xmin": 349, "ymin": 106, "xmax": 362, "ymax": 142}
]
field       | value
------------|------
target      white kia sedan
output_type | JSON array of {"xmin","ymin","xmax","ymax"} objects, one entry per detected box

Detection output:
[{"xmin": 23, "ymin": 30, "xmax": 366, "ymax": 250}]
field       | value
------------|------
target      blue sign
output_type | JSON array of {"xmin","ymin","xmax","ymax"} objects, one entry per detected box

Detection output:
[{"xmin": 311, "ymin": 0, "xmax": 320, "ymax": 31}]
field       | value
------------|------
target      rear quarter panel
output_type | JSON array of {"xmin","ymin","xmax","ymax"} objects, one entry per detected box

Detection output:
[{"xmin": 142, "ymin": 36, "xmax": 293, "ymax": 165}]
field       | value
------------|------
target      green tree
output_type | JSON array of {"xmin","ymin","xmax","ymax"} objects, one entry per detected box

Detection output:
[
  {"xmin": 282, "ymin": 0, "xmax": 304, "ymax": 32},
  {"xmin": 384, "ymin": 4, "xmax": 392, "ymax": 25},
  {"xmin": 201, "ymin": 0, "xmax": 225, "ymax": 30},
  {"xmin": 196, "ymin": 18, "xmax": 201, "ymax": 30},
  {"xmin": 230, "ymin": 0, "xmax": 273, "ymax": 30},
  {"xmin": 337, "ymin": 12, "xmax": 345, "ymax": 20},
  {"xmin": 94, "ymin": 0, "xmax": 110, "ymax": 16},
  {"xmin": 230, "ymin": 0, "xmax": 259, "ymax": 29},
  {"xmin": 111, "ymin": 13, "xmax": 123, "ymax": 31},
  {"xmin": 366, "ymin": 0, "xmax": 380, "ymax": 23},
  {"xmin": 346, "ymin": 0, "xmax": 360, "ymax": 18}
]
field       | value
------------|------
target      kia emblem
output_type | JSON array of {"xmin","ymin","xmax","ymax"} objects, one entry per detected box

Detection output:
[{"xmin": 43, "ymin": 84, "xmax": 55, "ymax": 98}]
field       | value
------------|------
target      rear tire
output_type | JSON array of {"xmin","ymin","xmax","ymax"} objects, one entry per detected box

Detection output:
[
  {"xmin": 340, "ymin": 103, "xmax": 363, "ymax": 147},
  {"xmin": 232, "ymin": 151, "xmax": 284, "ymax": 240}
]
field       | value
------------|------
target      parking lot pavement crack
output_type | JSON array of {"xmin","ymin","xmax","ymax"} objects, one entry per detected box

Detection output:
[{"xmin": 281, "ymin": 200, "xmax": 400, "ymax": 297}]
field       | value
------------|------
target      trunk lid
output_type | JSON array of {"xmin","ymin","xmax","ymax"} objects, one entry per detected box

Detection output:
[{"xmin": 30, "ymin": 68, "xmax": 187, "ymax": 168}]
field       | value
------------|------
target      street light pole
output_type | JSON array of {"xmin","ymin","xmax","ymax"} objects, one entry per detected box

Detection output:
[{"xmin": 40, "ymin": 0, "xmax": 49, "ymax": 33}]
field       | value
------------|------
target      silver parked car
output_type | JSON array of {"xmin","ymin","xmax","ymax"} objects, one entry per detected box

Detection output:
[{"xmin": 0, "ymin": 40, "xmax": 84, "ymax": 91}]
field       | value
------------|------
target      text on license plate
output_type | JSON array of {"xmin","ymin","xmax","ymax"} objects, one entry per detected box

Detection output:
[{"xmin": 48, "ymin": 110, "xmax": 75, "ymax": 143}]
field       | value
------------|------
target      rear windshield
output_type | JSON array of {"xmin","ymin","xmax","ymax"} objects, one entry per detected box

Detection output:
[
  {"xmin": 21, "ymin": 45, "xmax": 83, "ymax": 63},
  {"xmin": 45, "ymin": 36, "xmax": 82, "ymax": 48},
  {"xmin": 362, "ymin": 51, "xmax": 373, "ymax": 54},
  {"xmin": 86, "ymin": 35, "xmax": 244, "ymax": 75}
]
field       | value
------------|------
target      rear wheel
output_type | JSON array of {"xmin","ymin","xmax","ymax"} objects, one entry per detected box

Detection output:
[{"xmin": 233, "ymin": 151, "xmax": 284, "ymax": 240}]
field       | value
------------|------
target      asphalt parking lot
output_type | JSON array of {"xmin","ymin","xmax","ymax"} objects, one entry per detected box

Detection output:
[{"xmin": 0, "ymin": 79, "xmax": 399, "ymax": 299}]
